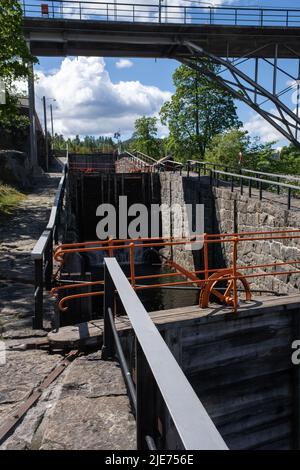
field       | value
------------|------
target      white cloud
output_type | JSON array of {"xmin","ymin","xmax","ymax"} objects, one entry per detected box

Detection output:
[
  {"xmin": 35, "ymin": 57, "xmax": 171, "ymax": 138},
  {"xmin": 243, "ymin": 111, "xmax": 285, "ymax": 145},
  {"xmin": 115, "ymin": 59, "xmax": 134, "ymax": 69}
]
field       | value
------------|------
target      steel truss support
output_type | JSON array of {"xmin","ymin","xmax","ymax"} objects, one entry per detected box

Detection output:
[{"xmin": 181, "ymin": 41, "xmax": 300, "ymax": 148}]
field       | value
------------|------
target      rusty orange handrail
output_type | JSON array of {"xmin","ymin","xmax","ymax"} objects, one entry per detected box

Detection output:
[{"xmin": 52, "ymin": 231, "xmax": 300, "ymax": 313}]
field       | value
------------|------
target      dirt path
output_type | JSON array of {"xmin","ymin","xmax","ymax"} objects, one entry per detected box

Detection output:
[{"xmin": 0, "ymin": 171, "xmax": 61, "ymax": 336}]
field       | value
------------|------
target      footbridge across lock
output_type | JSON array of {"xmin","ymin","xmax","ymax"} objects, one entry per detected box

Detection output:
[{"xmin": 22, "ymin": 1, "xmax": 300, "ymax": 148}]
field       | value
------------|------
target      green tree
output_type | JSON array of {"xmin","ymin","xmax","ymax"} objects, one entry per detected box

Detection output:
[
  {"xmin": 277, "ymin": 145, "xmax": 300, "ymax": 175},
  {"xmin": 131, "ymin": 116, "xmax": 160, "ymax": 158},
  {"xmin": 160, "ymin": 62, "xmax": 241, "ymax": 160},
  {"xmin": 0, "ymin": 1, "xmax": 37, "ymax": 128},
  {"xmin": 205, "ymin": 129, "xmax": 249, "ymax": 169},
  {"xmin": 205, "ymin": 129, "xmax": 276, "ymax": 171}
]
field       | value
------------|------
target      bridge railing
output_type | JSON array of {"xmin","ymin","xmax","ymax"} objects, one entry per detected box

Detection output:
[
  {"xmin": 209, "ymin": 168, "xmax": 300, "ymax": 210},
  {"xmin": 31, "ymin": 163, "xmax": 67, "ymax": 329},
  {"xmin": 184, "ymin": 160, "xmax": 300, "ymax": 209},
  {"xmin": 21, "ymin": 1, "xmax": 300, "ymax": 27},
  {"xmin": 187, "ymin": 159, "xmax": 300, "ymax": 185},
  {"xmin": 102, "ymin": 257, "xmax": 228, "ymax": 450}
]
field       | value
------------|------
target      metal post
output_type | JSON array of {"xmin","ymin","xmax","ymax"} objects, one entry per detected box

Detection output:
[
  {"xmin": 277, "ymin": 177, "xmax": 280, "ymax": 195},
  {"xmin": 273, "ymin": 44, "xmax": 278, "ymax": 96},
  {"xmin": 130, "ymin": 243, "xmax": 135, "ymax": 287},
  {"xmin": 254, "ymin": 58, "xmax": 259, "ymax": 105},
  {"xmin": 102, "ymin": 263, "xmax": 115, "ymax": 360},
  {"xmin": 232, "ymin": 238, "xmax": 238, "ymax": 313},
  {"xmin": 50, "ymin": 104, "xmax": 54, "ymax": 137},
  {"xmin": 33, "ymin": 259, "xmax": 43, "ymax": 329},
  {"xmin": 136, "ymin": 339, "xmax": 157, "ymax": 450},
  {"xmin": 288, "ymin": 188, "xmax": 292, "ymax": 210},
  {"xmin": 28, "ymin": 58, "xmax": 38, "ymax": 171},
  {"xmin": 240, "ymin": 176, "xmax": 243, "ymax": 195},
  {"xmin": 259, "ymin": 180, "xmax": 263, "ymax": 200},
  {"xmin": 187, "ymin": 161, "xmax": 190, "ymax": 178},
  {"xmin": 248, "ymin": 179, "xmax": 252, "ymax": 198},
  {"xmin": 45, "ymin": 231, "xmax": 53, "ymax": 290},
  {"xmin": 231, "ymin": 176, "xmax": 234, "ymax": 192},
  {"xmin": 42, "ymin": 96, "xmax": 49, "ymax": 171}
]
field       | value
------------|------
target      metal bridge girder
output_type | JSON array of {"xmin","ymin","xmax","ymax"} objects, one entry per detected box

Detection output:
[{"xmin": 182, "ymin": 41, "xmax": 300, "ymax": 148}]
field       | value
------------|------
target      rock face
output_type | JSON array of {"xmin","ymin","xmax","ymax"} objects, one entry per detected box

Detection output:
[
  {"xmin": 39, "ymin": 354, "xmax": 136, "ymax": 450},
  {"xmin": 0, "ymin": 150, "xmax": 32, "ymax": 189}
]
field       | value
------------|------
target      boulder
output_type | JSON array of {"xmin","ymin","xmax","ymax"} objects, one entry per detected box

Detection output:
[{"xmin": 0, "ymin": 150, "xmax": 31, "ymax": 189}]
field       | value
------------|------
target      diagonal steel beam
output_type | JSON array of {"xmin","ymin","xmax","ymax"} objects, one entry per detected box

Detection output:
[
  {"xmin": 180, "ymin": 57, "xmax": 300, "ymax": 146},
  {"xmin": 184, "ymin": 41, "xmax": 300, "ymax": 148}
]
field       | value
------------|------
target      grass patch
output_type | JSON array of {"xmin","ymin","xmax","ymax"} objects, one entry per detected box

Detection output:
[{"xmin": 0, "ymin": 183, "xmax": 25, "ymax": 216}]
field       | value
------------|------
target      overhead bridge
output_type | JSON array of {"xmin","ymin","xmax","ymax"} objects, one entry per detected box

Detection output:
[
  {"xmin": 22, "ymin": 1, "xmax": 300, "ymax": 147},
  {"xmin": 22, "ymin": 2, "xmax": 300, "ymax": 58}
]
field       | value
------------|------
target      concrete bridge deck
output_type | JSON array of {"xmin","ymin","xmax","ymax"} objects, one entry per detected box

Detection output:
[{"xmin": 24, "ymin": 17, "xmax": 300, "ymax": 58}]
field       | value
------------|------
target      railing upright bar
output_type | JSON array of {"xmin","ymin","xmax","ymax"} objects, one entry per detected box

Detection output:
[
  {"xmin": 102, "ymin": 263, "xmax": 115, "ymax": 360},
  {"xmin": 107, "ymin": 307, "xmax": 137, "ymax": 411},
  {"xmin": 136, "ymin": 338, "xmax": 158, "ymax": 450},
  {"xmin": 33, "ymin": 258, "xmax": 43, "ymax": 329},
  {"xmin": 45, "ymin": 231, "xmax": 53, "ymax": 290}
]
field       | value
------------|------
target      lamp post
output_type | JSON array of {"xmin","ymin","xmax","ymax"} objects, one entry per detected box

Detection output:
[
  {"xmin": 42, "ymin": 96, "xmax": 49, "ymax": 171},
  {"xmin": 42, "ymin": 97, "xmax": 57, "ymax": 170},
  {"xmin": 50, "ymin": 103, "xmax": 54, "ymax": 138}
]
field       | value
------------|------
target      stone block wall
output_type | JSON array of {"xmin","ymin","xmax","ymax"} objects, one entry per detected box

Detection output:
[{"xmin": 211, "ymin": 184, "xmax": 300, "ymax": 294}]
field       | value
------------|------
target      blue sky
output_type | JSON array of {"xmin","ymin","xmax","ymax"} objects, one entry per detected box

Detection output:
[{"xmin": 31, "ymin": 0, "xmax": 300, "ymax": 147}]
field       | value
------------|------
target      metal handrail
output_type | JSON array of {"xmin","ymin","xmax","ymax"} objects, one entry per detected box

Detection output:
[
  {"xmin": 209, "ymin": 168, "xmax": 300, "ymax": 210},
  {"xmin": 133, "ymin": 150, "xmax": 158, "ymax": 165},
  {"xmin": 188, "ymin": 160, "xmax": 300, "ymax": 184},
  {"xmin": 211, "ymin": 168, "xmax": 300, "ymax": 192},
  {"xmin": 31, "ymin": 163, "xmax": 67, "ymax": 328},
  {"xmin": 102, "ymin": 257, "xmax": 228, "ymax": 450},
  {"xmin": 21, "ymin": 1, "xmax": 300, "ymax": 28}
]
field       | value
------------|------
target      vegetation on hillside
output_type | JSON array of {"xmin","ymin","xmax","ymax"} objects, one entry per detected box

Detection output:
[
  {"xmin": 0, "ymin": 0, "xmax": 37, "ymax": 129},
  {"xmin": 204, "ymin": 129, "xmax": 300, "ymax": 175},
  {"xmin": 0, "ymin": 184, "xmax": 24, "ymax": 216},
  {"xmin": 51, "ymin": 134, "xmax": 116, "ymax": 154}
]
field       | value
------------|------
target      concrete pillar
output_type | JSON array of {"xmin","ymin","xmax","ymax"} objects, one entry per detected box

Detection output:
[{"xmin": 27, "ymin": 53, "xmax": 38, "ymax": 171}]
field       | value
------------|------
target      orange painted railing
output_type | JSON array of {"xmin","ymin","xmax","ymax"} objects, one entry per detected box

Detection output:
[{"xmin": 51, "ymin": 230, "xmax": 300, "ymax": 313}]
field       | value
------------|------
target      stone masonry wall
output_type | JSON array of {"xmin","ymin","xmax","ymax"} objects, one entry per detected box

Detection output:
[
  {"xmin": 158, "ymin": 174, "xmax": 300, "ymax": 295},
  {"xmin": 211, "ymin": 184, "xmax": 300, "ymax": 294}
]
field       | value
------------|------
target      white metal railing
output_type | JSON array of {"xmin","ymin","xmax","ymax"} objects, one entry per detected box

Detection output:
[{"xmin": 21, "ymin": 1, "xmax": 300, "ymax": 27}]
